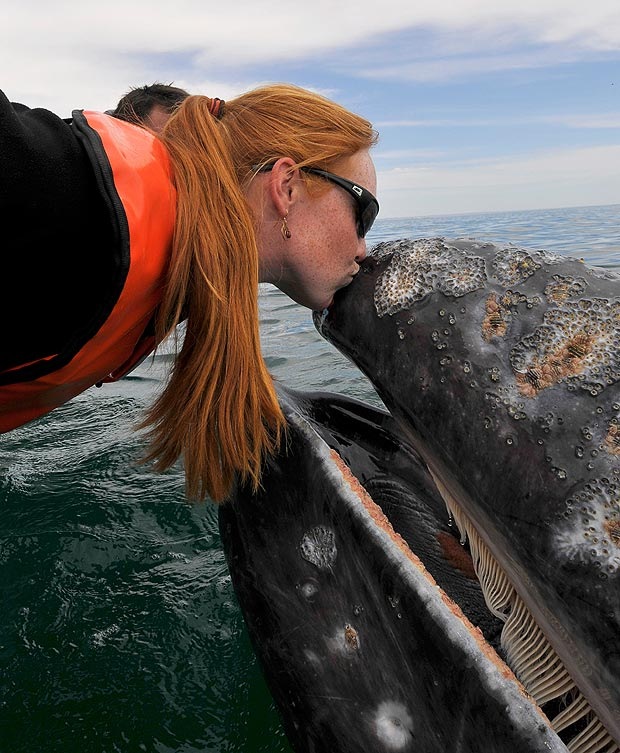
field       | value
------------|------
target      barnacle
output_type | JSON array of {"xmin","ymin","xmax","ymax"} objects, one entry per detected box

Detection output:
[
  {"xmin": 511, "ymin": 300, "xmax": 620, "ymax": 397},
  {"xmin": 372, "ymin": 238, "xmax": 487, "ymax": 317}
]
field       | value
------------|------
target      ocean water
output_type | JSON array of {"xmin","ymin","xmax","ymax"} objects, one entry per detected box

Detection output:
[{"xmin": 1, "ymin": 203, "xmax": 618, "ymax": 753}]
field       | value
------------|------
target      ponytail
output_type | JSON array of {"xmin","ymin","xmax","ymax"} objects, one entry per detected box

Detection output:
[
  {"xmin": 139, "ymin": 96, "xmax": 284, "ymax": 502},
  {"xmin": 139, "ymin": 85, "xmax": 377, "ymax": 502}
]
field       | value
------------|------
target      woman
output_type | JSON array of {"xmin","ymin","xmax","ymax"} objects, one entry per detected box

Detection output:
[{"xmin": 0, "ymin": 84, "xmax": 379, "ymax": 501}]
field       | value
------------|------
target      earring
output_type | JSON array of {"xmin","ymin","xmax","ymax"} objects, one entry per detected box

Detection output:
[{"xmin": 281, "ymin": 214, "xmax": 291, "ymax": 240}]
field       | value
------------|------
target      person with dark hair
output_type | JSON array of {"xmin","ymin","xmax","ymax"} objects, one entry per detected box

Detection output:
[
  {"xmin": 0, "ymin": 83, "xmax": 379, "ymax": 501},
  {"xmin": 111, "ymin": 82, "xmax": 190, "ymax": 132}
]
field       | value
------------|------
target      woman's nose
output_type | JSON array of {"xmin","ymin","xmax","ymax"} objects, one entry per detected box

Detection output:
[{"xmin": 355, "ymin": 240, "xmax": 367, "ymax": 263}]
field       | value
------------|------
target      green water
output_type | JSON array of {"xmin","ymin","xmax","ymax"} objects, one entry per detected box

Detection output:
[
  {"xmin": 0, "ymin": 391, "xmax": 291, "ymax": 752},
  {"xmin": 1, "ymin": 206, "xmax": 618, "ymax": 752}
]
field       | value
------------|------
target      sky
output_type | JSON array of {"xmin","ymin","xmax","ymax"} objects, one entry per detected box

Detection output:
[{"xmin": 2, "ymin": 1, "xmax": 619, "ymax": 218}]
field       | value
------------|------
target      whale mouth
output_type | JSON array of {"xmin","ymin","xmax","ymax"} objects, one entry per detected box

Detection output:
[
  {"xmin": 324, "ymin": 437, "xmax": 617, "ymax": 753},
  {"xmin": 222, "ymin": 391, "xmax": 570, "ymax": 751},
  {"xmin": 314, "ymin": 400, "xmax": 620, "ymax": 753},
  {"xmin": 423, "ymin": 473, "xmax": 617, "ymax": 753},
  {"xmin": 222, "ymin": 383, "xmax": 618, "ymax": 752}
]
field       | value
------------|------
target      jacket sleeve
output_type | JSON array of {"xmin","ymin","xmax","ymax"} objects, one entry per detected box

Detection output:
[{"xmin": 0, "ymin": 90, "xmax": 117, "ymax": 373}]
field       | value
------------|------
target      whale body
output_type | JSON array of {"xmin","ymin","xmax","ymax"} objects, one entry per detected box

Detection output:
[
  {"xmin": 220, "ymin": 385, "xmax": 569, "ymax": 752},
  {"xmin": 314, "ymin": 238, "xmax": 620, "ymax": 752}
]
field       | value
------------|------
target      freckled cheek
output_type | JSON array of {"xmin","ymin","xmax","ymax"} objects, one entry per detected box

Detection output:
[{"xmin": 314, "ymin": 203, "xmax": 357, "ymax": 277}]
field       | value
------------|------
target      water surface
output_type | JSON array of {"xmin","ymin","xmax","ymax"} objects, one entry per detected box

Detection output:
[{"xmin": 1, "ymin": 203, "xmax": 618, "ymax": 752}]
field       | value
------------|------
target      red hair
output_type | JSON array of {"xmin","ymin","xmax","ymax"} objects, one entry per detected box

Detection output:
[{"xmin": 140, "ymin": 84, "xmax": 378, "ymax": 502}]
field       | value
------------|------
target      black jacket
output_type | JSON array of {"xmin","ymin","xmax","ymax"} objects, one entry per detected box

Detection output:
[{"xmin": 0, "ymin": 90, "xmax": 116, "ymax": 373}]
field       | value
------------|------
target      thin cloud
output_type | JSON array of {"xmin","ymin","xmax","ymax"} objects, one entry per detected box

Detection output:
[
  {"xmin": 376, "ymin": 113, "xmax": 620, "ymax": 129},
  {"xmin": 380, "ymin": 144, "xmax": 620, "ymax": 189},
  {"xmin": 359, "ymin": 46, "xmax": 613, "ymax": 84},
  {"xmin": 377, "ymin": 143, "xmax": 620, "ymax": 216},
  {"xmin": 375, "ymin": 148, "xmax": 450, "ymax": 161},
  {"xmin": 542, "ymin": 114, "xmax": 620, "ymax": 128}
]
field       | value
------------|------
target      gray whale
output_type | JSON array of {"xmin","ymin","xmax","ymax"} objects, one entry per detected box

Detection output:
[
  {"xmin": 315, "ymin": 238, "xmax": 620, "ymax": 752},
  {"xmin": 221, "ymin": 384, "xmax": 570, "ymax": 752}
]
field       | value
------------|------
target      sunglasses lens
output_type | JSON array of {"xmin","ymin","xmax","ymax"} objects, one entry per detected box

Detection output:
[
  {"xmin": 358, "ymin": 198, "xmax": 379, "ymax": 238},
  {"xmin": 300, "ymin": 166, "xmax": 378, "ymax": 238}
]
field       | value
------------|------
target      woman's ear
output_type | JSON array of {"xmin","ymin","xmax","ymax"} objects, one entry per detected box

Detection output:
[{"xmin": 267, "ymin": 157, "xmax": 299, "ymax": 216}]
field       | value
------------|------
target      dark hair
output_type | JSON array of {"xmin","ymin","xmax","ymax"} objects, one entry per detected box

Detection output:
[{"xmin": 112, "ymin": 82, "xmax": 189, "ymax": 125}]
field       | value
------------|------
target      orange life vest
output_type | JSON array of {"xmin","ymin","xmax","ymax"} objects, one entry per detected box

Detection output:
[{"xmin": 0, "ymin": 111, "xmax": 176, "ymax": 432}]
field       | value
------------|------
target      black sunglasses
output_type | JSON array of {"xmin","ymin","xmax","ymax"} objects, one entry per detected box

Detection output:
[{"xmin": 256, "ymin": 163, "xmax": 379, "ymax": 238}]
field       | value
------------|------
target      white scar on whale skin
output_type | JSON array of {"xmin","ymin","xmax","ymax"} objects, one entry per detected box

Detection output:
[{"xmin": 373, "ymin": 701, "xmax": 415, "ymax": 751}]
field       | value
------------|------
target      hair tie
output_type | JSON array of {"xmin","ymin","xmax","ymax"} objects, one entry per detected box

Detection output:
[{"xmin": 208, "ymin": 97, "xmax": 225, "ymax": 119}]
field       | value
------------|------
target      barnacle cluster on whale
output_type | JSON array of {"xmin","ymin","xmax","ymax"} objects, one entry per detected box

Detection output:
[{"xmin": 372, "ymin": 238, "xmax": 488, "ymax": 317}]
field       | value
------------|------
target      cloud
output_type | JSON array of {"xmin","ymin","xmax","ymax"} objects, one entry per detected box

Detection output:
[
  {"xmin": 3, "ymin": 1, "xmax": 618, "ymax": 218},
  {"xmin": 375, "ymin": 113, "xmax": 620, "ymax": 131},
  {"xmin": 359, "ymin": 48, "xmax": 591, "ymax": 84},
  {"xmin": 377, "ymin": 144, "xmax": 620, "ymax": 216},
  {"xmin": 543, "ymin": 114, "xmax": 620, "ymax": 129},
  {"xmin": 3, "ymin": 1, "xmax": 619, "ymax": 114},
  {"xmin": 375, "ymin": 148, "xmax": 450, "ymax": 162}
]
